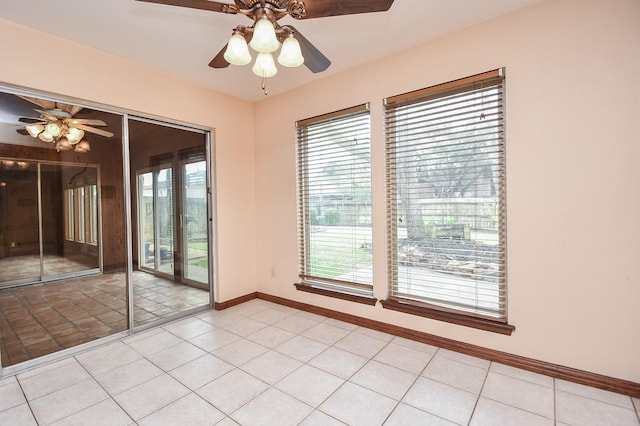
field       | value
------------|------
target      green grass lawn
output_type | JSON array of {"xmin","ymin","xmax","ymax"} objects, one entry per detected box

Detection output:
[{"xmin": 309, "ymin": 226, "xmax": 372, "ymax": 279}]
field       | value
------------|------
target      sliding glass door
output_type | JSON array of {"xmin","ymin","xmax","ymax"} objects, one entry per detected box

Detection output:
[
  {"xmin": 129, "ymin": 118, "xmax": 211, "ymax": 327},
  {"xmin": 0, "ymin": 162, "xmax": 100, "ymax": 287},
  {"xmin": 0, "ymin": 88, "xmax": 212, "ymax": 369},
  {"xmin": 41, "ymin": 163, "xmax": 100, "ymax": 279},
  {"xmin": 0, "ymin": 161, "xmax": 40, "ymax": 285}
]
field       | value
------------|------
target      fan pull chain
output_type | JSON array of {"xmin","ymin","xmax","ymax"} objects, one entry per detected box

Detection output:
[{"xmin": 262, "ymin": 77, "xmax": 268, "ymax": 96}]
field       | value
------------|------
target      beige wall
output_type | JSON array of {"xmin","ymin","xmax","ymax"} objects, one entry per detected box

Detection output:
[
  {"xmin": 0, "ymin": 18, "xmax": 257, "ymax": 302},
  {"xmin": 253, "ymin": 0, "xmax": 640, "ymax": 383}
]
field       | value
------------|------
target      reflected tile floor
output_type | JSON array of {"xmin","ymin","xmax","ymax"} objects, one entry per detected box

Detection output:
[
  {"xmin": 0, "ymin": 299, "xmax": 638, "ymax": 425},
  {"xmin": 0, "ymin": 271, "xmax": 210, "ymax": 366}
]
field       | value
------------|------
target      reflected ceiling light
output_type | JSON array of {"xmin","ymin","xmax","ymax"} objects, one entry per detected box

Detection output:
[
  {"xmin": 25, "ymin": 123, "xmax": 44, "ymax": 138},
  {"xmin": 74, "ymin": 140, "xmax": 91, "ymax": 153},
  {"xmin": 21, "ymin": 108, "xmax": 112, "ymax": 153},
  {"xmin": 38, "ymin": 131, "xmax": 54, "ymax": 143},
  {"xmin": 55, "ymin": 138, "xmax": 73, "ymax": 151},
  {"xmin": 45, "ymin": 122, "xmax": 62, "ymax": 137},
  {"xmin": 1, "ymin": 160, "xmax": 30, "ymax": 170},
  {"xmin": 66, "ymin": 127, "xmax": 85, "ymax": 144}
]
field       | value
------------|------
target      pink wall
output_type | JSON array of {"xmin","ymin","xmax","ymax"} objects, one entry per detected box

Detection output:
[
  {"xmin": 0, "ymin": 18, "xmax": 257, "ymax": 302},
  {"xmin": 253, "ymin": 0, "xmax": 640, "ymax": 382}
]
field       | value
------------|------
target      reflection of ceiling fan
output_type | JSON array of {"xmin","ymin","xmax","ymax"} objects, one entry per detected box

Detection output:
[
  {"xmin": 136, "ymin": 0, "xmax": 395, "ymax": 92},
  {"xmin": 17, "ymin": 96, "xmax": 113, "ymax": 153}
]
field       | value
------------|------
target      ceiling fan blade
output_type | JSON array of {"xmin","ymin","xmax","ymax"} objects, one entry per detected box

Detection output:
[
  {"xmin": 209, "ymin": 43, "xmax": 230, "ymax": 68},
  {"xmin": 67, "ymin": 118, "xmax": 108, "ymax": 126},
  {"xmin": 17, "ymin": 95, "xmax": 56, "ymax": 110},
  {"xmin": 18, "ymin": 117, "xmax": 46, "ymax": 124},
  {"xmin": 135, "ymin": 0, "xmax": 238, "ymax": 14},
  {"xmin": 73, "ymin": 124, "xmax": 114, "ymax": 138},
  {"xmin": 297, "ymin": 0, "xmax": 394, "ymax": 19},
  {"xmin": 289, "ymin": 26, "xmax": 331, "ymax": 73},
  {"xmin": 69, "ymin": 105, "xmax": 83, "ymax": 116},
  {"xmin": 16, "ymin": 128, "xmax": 29, "ymax": 136}
]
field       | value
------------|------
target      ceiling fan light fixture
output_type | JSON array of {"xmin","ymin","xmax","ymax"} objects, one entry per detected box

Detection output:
[
  {"xmin": 45, "ymin": 122, "xmax": 62, "ymax": 137},
  {"xmin": 55, "ymin": 138, "xmax": 72, "ymax": 151},
  {"xmin": 74, "ymin": 140, "xmax": 91, "ymax": 153},
  {"xmin": 38, "ymin": 131, "xmax": 54, "ymax": 143},
  {"xmin": 66, "ymin": 127, "xmax": 85, "ymax": 144},
  {"xmin": 278, "ymin": 35, "xmax": 304, "ymax": 67},
  {"xmin": 250, "ymin": 17, "xmax": 279, "ymax": 53},
  {"xmin": 252, "ymin": 52, "xmax": 278, "ymax": 78},
  {"xmin": 224, "ymin": 32, "xmax": 252, "ymax": 66},
  {"xmin": 25, "ymin": 123, "xmax": 44, "ymax": 138}
]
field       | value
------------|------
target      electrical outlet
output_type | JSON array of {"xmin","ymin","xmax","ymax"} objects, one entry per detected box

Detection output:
[
  {"xmin": 10, "ymin": 241, "xmax": 16, "ymax": 248},
  {"xmin": 270, "ymin": 267, "xmax": 276, "ymax": 278}
]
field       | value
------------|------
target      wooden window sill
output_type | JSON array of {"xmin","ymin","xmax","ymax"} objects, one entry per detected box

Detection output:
[
  {"xmin": 294, "ymin": 282, "xmax": 377, "ymax": 306},
  {"xmin": 380, "ymin": 298, "xmax": 515, "ymax": 335}
]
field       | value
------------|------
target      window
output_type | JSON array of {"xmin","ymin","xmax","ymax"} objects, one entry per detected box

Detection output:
[
  {"xmin": 65, "ymin": 188, "xmax": 74, "ymax": 241},
  {"xmin": 64, "ymin": 183, "xmax": 99, "ymax": 245},
  {"xmin": 295, "ymin": 104, "xmax": 375, "ymax": 304},
  {"xmin": 382, "ymin": 69, "xmax": 513, "ymax": 334},
  {"xmin": 75, "ymin": 186, "xmax": 85, "ymax": 243},
  {"xmin": 88, "ymin": 184, "xmax": 98, "ymax": 245}
]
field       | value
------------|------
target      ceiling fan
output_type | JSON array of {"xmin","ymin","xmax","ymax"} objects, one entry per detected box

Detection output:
[
  {"xmin": 136, "ymin": 0, "xmax": 395, "ymax": 92},
  {"xmin": 17, "ymin": 96, "xmax": 113, "ymax": 153}
]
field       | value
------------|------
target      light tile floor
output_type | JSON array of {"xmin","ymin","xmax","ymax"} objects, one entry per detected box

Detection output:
[{"xmin": 0, "ymin": 299, "xmax": 638, "ymax": 426}]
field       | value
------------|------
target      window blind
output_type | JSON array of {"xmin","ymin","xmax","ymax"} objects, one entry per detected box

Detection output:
[
  {"xmin": 296, "ymin": 104, "xmax": 373, "ymax": 298},
  {"xmin": 384, "ymin": 69, "xmax": 507, "ymax": 320}
]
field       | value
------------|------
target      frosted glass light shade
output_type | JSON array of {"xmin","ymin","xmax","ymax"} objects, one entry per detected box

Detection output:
[
  {"xmin": 38, "ymin": 131, "xmax": 54, "ymax": 142},
  {"xmin": 75, "ymin": 140, "xmax": 91, "ymax": 153},
  {"xmin": 278, "ymin": 36, "xmax": 304, "ymax": 67},
  {"xmin": 249, "ymin": 18, "xmax": 279, "ymax": 53},
  {"xmin": 45, "ymin": 122, "xmax": 62, "ymax": 137},
  {"xmin": 55, "ymin": 138, "xmax": 72, "ymax": 151},
  {"xmin": 25, "ymin": 123, "xmax": 44, "ymax": 137},
  {"xmin": 224, "ymin": 33, "xmax": 252, "ymax": 65},
  {"xmin": 66, "ymin": 127, "xmax": 85, "ymax": 144},
  {"xmin": 252, "ymin": 52, "xmax": 278, "ymax": 77}
]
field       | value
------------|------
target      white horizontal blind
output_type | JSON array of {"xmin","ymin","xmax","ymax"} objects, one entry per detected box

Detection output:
[
  {"xmin": 296, "ymin": 104, "xmax": 373, "ymax": 297},
  {"xmin": 385, "ymin": 70, "xmax": 507, "ymax": 319}
]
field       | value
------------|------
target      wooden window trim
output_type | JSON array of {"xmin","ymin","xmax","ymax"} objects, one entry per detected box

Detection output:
[
  {"xmin": 295, "ymin": 282, "xmax": 378, "ymax": 306},
  {"xmin": 384, "ymin": 68, "xmax": 508, "ymax": 324},
  {"xmin": 381, "ymin": 298, "xmax": 515, "ymax": 335}
]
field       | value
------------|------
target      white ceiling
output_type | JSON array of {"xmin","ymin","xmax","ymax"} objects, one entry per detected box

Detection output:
[{"xmin": 1, "ymin": 0, "xmax": 542, "ymax": 102}]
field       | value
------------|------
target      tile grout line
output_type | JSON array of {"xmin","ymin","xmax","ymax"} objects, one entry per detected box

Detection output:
[
  {"xmin": 14, "ymin": 375, "xmax": 39, "ymax": 426},
  {"xmin": 465, "ymin": 359, "xmax": 491, "ymax": 425}
]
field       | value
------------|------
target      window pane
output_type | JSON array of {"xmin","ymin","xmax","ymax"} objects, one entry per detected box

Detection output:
[
  {"xmin": 386, "ymin": 72, "xmax": 506, "ymax": 319},
  {"xmin": 183, "ymin": 160, "xmax": 208, "ymax": 284},
  {"xmin": 297, "ymin": 106, "xmax": 373, "ymax": 296},
  {"xmin": 75, "ymin": 187, "xmax": 85, "ymax": 243},
  {"xmin": 65, "ymin": 188, "xmax": 74, "ymax": 241}
]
